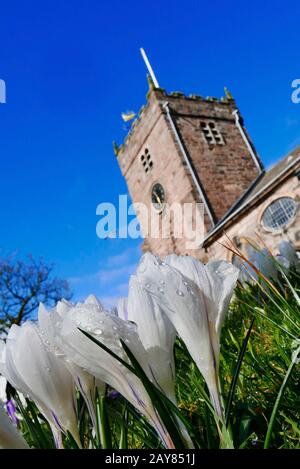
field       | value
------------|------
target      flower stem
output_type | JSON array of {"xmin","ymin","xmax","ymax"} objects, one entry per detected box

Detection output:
[{"xmin": 96, "ymin": 394, "xmax": 112, "ymax": 449}]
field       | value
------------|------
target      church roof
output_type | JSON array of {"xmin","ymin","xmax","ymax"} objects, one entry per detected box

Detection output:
[
  {"xmin": 246, "ymin": 145, "xmax": 300, "ymax": 201},
  {"xmin": 202, "ymin": 143, "xmax": 300, "ymax": 246}
]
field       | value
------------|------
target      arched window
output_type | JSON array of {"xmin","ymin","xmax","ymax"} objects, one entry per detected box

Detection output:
[{"xmin": 262, "ymin": 197, "xmax": 297, "ymax": 231}]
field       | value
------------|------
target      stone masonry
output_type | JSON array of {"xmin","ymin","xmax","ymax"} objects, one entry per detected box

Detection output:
[{"xmin": 116, "ymin": 84, "xmax": 264, "ymax": 260}]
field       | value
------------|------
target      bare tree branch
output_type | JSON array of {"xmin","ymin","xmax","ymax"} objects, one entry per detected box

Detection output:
[{"xmin": 0, "ymin": 255, "xmax": 72, "ymax": 334}]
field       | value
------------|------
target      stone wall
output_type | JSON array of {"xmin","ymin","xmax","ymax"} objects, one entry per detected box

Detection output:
[
  {"xmin": 205, "ymin": 174, "xmax": 300, "ymax": 262},
  {"xmin": 116, "ymin": 87, "xmax": 264, "ymax": 260}
]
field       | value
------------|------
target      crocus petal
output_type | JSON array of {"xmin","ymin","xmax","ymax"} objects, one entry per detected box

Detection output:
[
  {"xmin": 165, "ymin": 255, "xmax": 239, "ymax": 337},
  {"xmin": 136, "ymin": 253, "xmax": 220, "ymax": 415},
  {"xmin": 84, "ymin": 295, "xmax": 105, "ymax": 309},
  {"xmin": 5, "ymin": 400, "xmax": 18, "ymax": 426},
  {"xmin": 55, "ymin": 302, "xmax": 175, "ymax": 448},
  {"xmin": 0, "ymin": 375, "xmax": 7, "ymax": 403},
  {"xmin": 136, "ymin": 253, "xmax": 239, "ymax": 419},
  {"xmin": 0, "ymin": 405, "xmax": 29, "ymax": 449},
  {"xmin": 128, "ymin": 275, "xmax": 194, "ymax": 448},
  {"xmin": 205, "ymin": 261, "xmax": 240, "ymax": 338},
  {"xmin": 2, "ymin": 322, "xmax": 80, "ymax": 446},
  {"xmin": 38, "ymin": 303, "xmax": 98, "ymax": 430},
  {"xmin": 278, "ymin": 241, "xmax": 300, "ymax": 272},
  {"xmin": 248, "ymin": 247, "xmax": 279, "ymax": 281},
  {"xmin": 55, "ymin": 299, "xmax": 72, "ymax": 317},
  {"xmin": 276, "ymin": 254, "xmax": 290, "ymax": 269},
  {"xmin": 117, "ymin": 297, "xmax": 129, "ymax": 321},
  {"xmin": 237, "ymin": 259, "xmax": 258, "ymax": 284},
  {"xmin": 128, "ymin": 275, "xmax": 176, "ymax": 402}
]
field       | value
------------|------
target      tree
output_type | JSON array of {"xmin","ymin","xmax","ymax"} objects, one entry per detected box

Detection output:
[{"xmin": 0, "ymin": 255, "xmax": 72, "ymax": 334}]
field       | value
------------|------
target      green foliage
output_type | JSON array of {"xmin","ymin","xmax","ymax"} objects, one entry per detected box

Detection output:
[
  {"xmin": 6, "ymin": 265, "xmax": 300, "ymax": 449},
  {"xmin": 173, "ymin": 268, "xmax": 300, "ymax": 449},
  {"xmin": 220, "ymin": 272, "xmax": 300, "ymax": 448}
]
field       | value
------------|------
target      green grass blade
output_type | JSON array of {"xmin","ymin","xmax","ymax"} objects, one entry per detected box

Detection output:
[
  {"xmin": 96, "ymin": 393, "xmax": 112, "ymax": 449},
  {"xmin": 79, "ymin": 328, "xmax": 187, "ymax": 448},
  {"xmin": 264, "ymin": 346, "xmax": 300, "ymax": 449},
  {"xmin": 120, "ymin": 339, "xmax": 187, "ymax": 449},
  {"xmin": 119, "ymin": 406, "xmax": 128, "ymax": 449},
  {"xmin": 79, "ymin": 328, "xmax": 136, "ymax": 374},
  {"xmin": 14, "ymin": 394, "xmax": 49, "ymax": 449},
  {"xmin": 225, "ymin": 316, "xmax": 255, "ymax": 427}
]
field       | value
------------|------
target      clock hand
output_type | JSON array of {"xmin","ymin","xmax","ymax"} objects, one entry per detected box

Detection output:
[{"xmin": 153, "ymin": 192, "xmax": 161, "ymax": 204}]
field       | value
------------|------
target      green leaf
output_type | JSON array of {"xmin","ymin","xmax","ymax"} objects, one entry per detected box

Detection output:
[
  {"xmin": 96, "ymin": 391, "xmax": 112, "ymax": 449},
  {"xmin": 119, "ymin": 406, "xmax": 128, "ymax": 449},
  {"xmin": 225, "ymin": 316, "xmax": 255, "ymax": 427},
  {"xmin": 78, "ymin": 328, "xmax": 188, "ymax": 448},
  {"xmin": 120, "ymin": 338, "xmax": 187, "ymax": 449},
  {"xmin": 264, "ymin": 346, "xmax": 300, "ymax": 449}
]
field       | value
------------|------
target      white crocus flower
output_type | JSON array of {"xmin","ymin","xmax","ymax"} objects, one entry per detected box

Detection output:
[
  {"xmin": 248, "ymin": 247, "xmax": 279, "ymax": 282},
  {"xmin": 0, "ymin": 405, "xmax": 29, "ymax": 449},
  {"xmin": 238, "ymin": 260, "xmax": 257, "ymax": 284},
  {"xmin": 0, "ymin": 376, "xmax": 7, "ymax": 403},
  {"xmin": 38, "ymin": 298, "xmax": 100, "ymax": 429},
  {"xmin": 53, "ymin": 299, "xmax": 175, "ymax": 448},
  {"xmin": 0, "ymin": 322, "xmax": 80, "ymax": 447},
  {"xmin": 127, "ymin": 276, "xmax": 176, "ymax": 402},
  {"xmin": 278, "ymin": 241, "xmax": 300, "ymax": 272},
  {"xmin": 127, "ymin": 276, "xmax": 194, "ymax": 448},
  {"xmin": 135, "ymin": 253, "xmax": 239, "ymax": 420}
]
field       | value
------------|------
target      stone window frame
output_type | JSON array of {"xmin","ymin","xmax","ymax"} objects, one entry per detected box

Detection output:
[
  {"xmin": 259, "ymin": 193, "xmax": 298, "ymax": 234},
  {"xmin": 200, "ymin": 121, "xmax": 225, "ymax": 146},
  {"xmin": 140, "ymin": 148, "xmax": 153, "ymax": 174}
]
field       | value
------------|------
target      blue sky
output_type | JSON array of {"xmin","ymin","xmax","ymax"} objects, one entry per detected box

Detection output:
[{"xmin": 0, "ymin": 0, "xmax": 299, "ymax": 306}]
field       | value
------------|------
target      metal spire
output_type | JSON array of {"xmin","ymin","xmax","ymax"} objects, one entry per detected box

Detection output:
[{"xmin": 140, "ymin": 48, "xmax": 160, "ymax": 89}]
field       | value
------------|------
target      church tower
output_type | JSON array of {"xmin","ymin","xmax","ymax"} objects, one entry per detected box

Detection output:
[{"xmin": 115, "ymin": 80, "xmax": 264, "ymax": 261}]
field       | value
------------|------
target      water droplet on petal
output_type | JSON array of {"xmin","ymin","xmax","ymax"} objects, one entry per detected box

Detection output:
[
  {"xmin": 158, "ymin": 288, "xmax": 165, "ymax": 294},
  {"xmin": 159, "ymin": 280, "xmax": 165, "ymax": 286},
  {"xmin": 176, "ymin": 289, "xmax": 184, "ymax": 297},
  {"xmin": 93, "ymin": 329, "xmax": 103, "ymax": 336}
]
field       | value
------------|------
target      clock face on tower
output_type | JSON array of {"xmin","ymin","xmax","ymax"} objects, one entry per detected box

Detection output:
[{"xmin": 151, "ymin": 183, "xmax": 166, "ymax": 212}]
